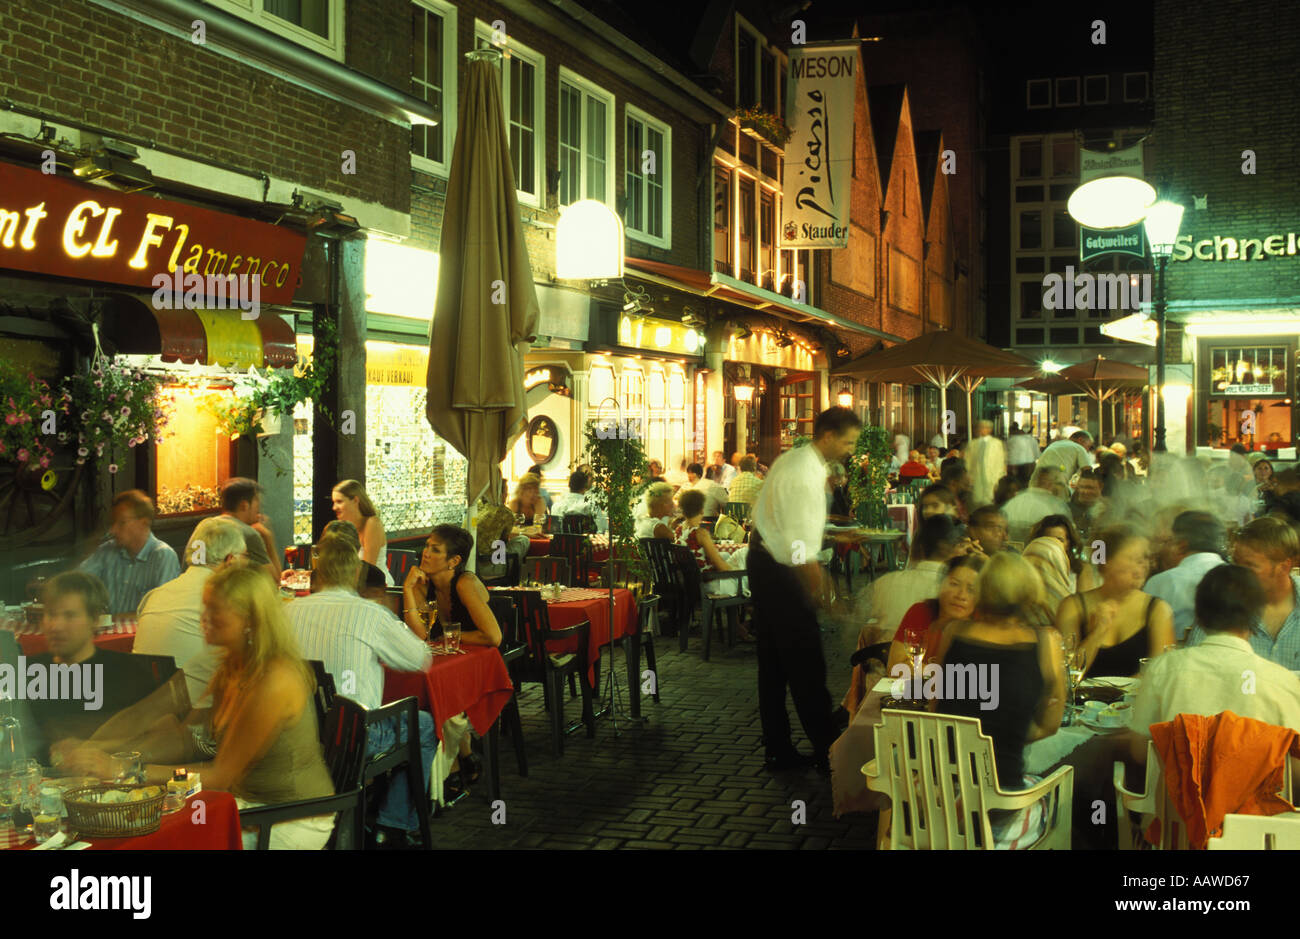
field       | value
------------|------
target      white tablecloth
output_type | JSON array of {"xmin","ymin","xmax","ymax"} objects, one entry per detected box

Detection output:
[{"xmin": 1024, "ymin": 725, "xmax": 1097, "ymax": 775}]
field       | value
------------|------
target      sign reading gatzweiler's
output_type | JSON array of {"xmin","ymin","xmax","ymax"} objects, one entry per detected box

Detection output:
[
  {"xmin": 781, "ymin": 44, "xmax": 857, "ymax": 249},
  {"xmin": 0, "ymin": 161, "xmax": 307, "ymax": 304}
]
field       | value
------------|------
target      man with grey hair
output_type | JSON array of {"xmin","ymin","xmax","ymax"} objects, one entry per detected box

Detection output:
[
  {"xmin": 323, "ymin": 520, "xmax": 390, "ymax": 601},
  {"xmin": 133, "ymin": 516, "xmax": 247, "ymax": 707},
  {"xmin": 1038, "ymin": 430, "xmax": 1094, "ymax": 482},
  {"xmin": 1002, "ymin": 465, "xmax": 1071, "ymax": 545}
]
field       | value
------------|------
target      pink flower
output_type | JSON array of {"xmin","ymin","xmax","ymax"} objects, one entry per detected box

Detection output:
[
  {"xmin": 94, "ymin": 380, "xmax": 103, "ymax": 389},
  {"xmin": 16, "ymin": 448, "xmax": 28, "ymax": 462},
  {"xmin": 39, "ymin": 455, "xmax": 49, "ymax": 469},
  {"xmin": 4, "ymin": 414, "xmax": 16, "ymax": 425},
  {"xmin": 108, "ymin": 463, "xmax": 118, "ymax": 474},
  {"xmin": 101, "ymin": 411, "xmax": 111, "ymax": 422}
]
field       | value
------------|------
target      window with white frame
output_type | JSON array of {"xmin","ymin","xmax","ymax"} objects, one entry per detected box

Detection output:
[
  {"xmin": 1055, "ymin": 77, "xmax": 1080, "ymax": 107},
  {"xmin": 411, "ymin": 0, "xmax": 456, "ymax": 175},
  {"xmin": 476, "ymin": 24, "xmax": 545, "ymax": 206},
  {"xmin": 625, "ymin": 105, "xmax": 671, "ymax": 247},
  {"xmin": 206, "ymin": 0, "xmax": 344, "ymax": 59},
  {"xmin": 558, "ymin": 69, "xmax": 614, "ymax": 207}
]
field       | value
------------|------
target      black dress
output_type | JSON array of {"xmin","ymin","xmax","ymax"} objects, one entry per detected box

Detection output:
[
  {"xmin": 1079, "ymin": 593, "xmax": 1153, "ymax": 678},
  {"xmin": 937, "ymin": 632, "xmax": 1046, "ymax": 791},
  {"xmin": 419, "ymin": 570, "xmax": 477, "ymax": 636}
]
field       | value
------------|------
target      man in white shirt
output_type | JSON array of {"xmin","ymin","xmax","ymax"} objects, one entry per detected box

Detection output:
[
  {"xmin": 706, "ymin": 451, "xmax": 737, "ymax": 488},
  {"xmin": 1007, "ymin": 421, "xmax": 1040, "ymax": 483},
  {"xmin": 1129, "ymin": 564, "xmax": 1300, "ymax": 763},
  {"xmin": 550, "ymin": 469, "xmax": 609, "ymax": 533},
  {"xmin": 288, "ymin": 534, "xmax": 435, "ymax": 846},
  {"xmin": 1038, "ymin": 430, "xmax": 1094, "ymax": 480},
  {"xmin": 1143, "ymin": 511, "xmax": 1226, "ymax": 641},
  {"xmin": 684, "ymin": 462, "xmax": 728, "ymax": 516},
  {"xmin": 1002, "ymin": 465, "xmax": 1071, "ymax": 545},
  {"xmin": 750, "ymin": 407, "xmax": 862, "ymax": 774},
  {"xmin": 133, "ymin": 516, "xmax": 247, "ymax": 709},
  {"xmin": 964, "ymin": 420, "xmax": 1006, "ymax": 510}
]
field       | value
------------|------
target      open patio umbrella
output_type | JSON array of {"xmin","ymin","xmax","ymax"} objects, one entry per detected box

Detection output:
[
  {"xmin": 426, "ymin": 50, "xmax": 540, "ymax": 511},
  {"xmin": 832, "ymin": 329, "xmax": 1038, "ymax": 446},
  {"xmin": 1057, "ymin": 356, "xmax": 1148, "ymax": 443}
]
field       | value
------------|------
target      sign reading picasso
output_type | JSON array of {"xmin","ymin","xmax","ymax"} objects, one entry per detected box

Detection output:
[
  {"xmin": 781, "ymin": 44, "xmax": 857, "ymax": 249},
  {"xmin": 0, "ymin": 161, "xmax": 307, "ymax": 304}
]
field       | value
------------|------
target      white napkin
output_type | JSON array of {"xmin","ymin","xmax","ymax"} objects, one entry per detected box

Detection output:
[
  {"xmin": 428, "ymin": 714, "xmax": 472, "ymax": 807},
  {"xmin": 33, "ymin": 832, "xmax": 91, "ymax": 850}
]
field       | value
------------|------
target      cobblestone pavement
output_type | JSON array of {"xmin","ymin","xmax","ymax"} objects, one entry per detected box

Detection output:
[{"xmin": 427, "ymin": 579, "xmax": 878, "ymax": 850}]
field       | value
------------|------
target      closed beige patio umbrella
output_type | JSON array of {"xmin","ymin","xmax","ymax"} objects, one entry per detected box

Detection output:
[{"xmin": 426, "ymin": 51, "xmax": 540, "ymax": 508}]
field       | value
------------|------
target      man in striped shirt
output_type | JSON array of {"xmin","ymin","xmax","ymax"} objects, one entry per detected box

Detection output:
[
  {"xmin": 79, "ymin": 490, "xmax": 180, "ymax": 615},
  {"xmin": 287, "ymin": 534, "xmax": 435, "ymax": 847}
]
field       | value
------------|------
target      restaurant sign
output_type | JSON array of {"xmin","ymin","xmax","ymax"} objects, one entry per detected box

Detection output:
[
  {"xmin": 1080, "ymin": 224, "xmax": 1146, "ymax": 263},
  {"xmin": 0, "ymin": 161, "xmax": 307, "ymax": 305},
  {"xmin": 1222, "ymin": 384, "xmax": 1274, "ymax": 395},
  {"xmin": 781, "ymin": 44, "xmax": 857, "ymax": 249},
  {"xmin": 617, "ymin": 314, "xmax": 704, "ymax": 356}
]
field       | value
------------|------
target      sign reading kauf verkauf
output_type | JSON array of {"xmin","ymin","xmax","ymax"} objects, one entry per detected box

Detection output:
[{"xmin": 781, "ymin": 44, "xmax": 857, "ymax": 249}]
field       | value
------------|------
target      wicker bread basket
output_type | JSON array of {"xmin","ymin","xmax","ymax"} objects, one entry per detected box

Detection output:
[{"xmin": 63, "ymin": 784, "xmax": 165, "ymax": 838}]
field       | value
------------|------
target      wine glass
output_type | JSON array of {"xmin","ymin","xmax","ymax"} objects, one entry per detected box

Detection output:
[
  {"xmin": 1066, "ymin": 647, "xmax": 1087, "ymax": 725},
  {"xmin": 0, "ymin": 712, "xmax": 26, "ymax": 776},
  {"xmin": 444, "ymin": 621, "xmax": 462, "ymax": 654}
]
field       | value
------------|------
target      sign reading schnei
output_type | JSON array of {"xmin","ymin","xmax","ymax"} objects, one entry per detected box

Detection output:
[{"xmin": 0, "ymin": 161, "xmax": 307, "ymax": 304}]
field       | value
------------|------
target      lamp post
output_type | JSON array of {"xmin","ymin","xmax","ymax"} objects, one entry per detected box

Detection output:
[{"xmin": 1142, "ymin": 200, "xmax": 1185, "ymax": 453}]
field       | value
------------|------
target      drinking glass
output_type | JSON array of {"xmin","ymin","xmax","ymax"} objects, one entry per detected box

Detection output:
[
  {"xmin": 0, "ymin": 774, "xmax": 18, "ymax": 833},
  {"xmin": 444, "ymin": 621, "xmax": 462, "ymax": 654},
  {"xmin": 0, "ymin": 713, "xmax": 26, "ymax": 776},
  {"xmin": 1067, "ymin": 648, "xmax": 1087, "ymax": 725},
  {"xmin": 33, "ymin": 812, "xmax": 60, "ymax": 844},
  {"xmin": 20, "ymin": 759, "xmax": 41, "ymax": 810},
  {"xmin": 112, "ymin": 751, "xmax": 143, "ymax": 785}
]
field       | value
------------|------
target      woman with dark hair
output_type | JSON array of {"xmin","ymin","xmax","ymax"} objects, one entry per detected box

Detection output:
[
  {"xmin": 886, "ymin": 554, "xmax": 985, "ymax": 671},
  {"xmin": 331, "ymin": 479, "xmax": 392, "ymax": 587},
  {"xmin": 401, "ymin": 525, "xmax": 501, "ymax": 647},
  {"xmin": 1028, "ymin": 514, "xmax": 1100, "ymax": 593},
  {"xmin": 1053, "ymin": 524, "xmax": 1174, "ymax": 678}
]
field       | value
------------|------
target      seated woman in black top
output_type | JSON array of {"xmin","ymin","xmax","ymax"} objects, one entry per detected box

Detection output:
[
  {"xmin": 933, "ymin": 552, "xmax": 1066, "ymax": 795},
  {"xmin": 1054, "ymin": 524, "xmax": 1174, "ymax": 679},
  {"xmin": 401, "ymin": 525, "xmax": 501, "ymax": 646}
]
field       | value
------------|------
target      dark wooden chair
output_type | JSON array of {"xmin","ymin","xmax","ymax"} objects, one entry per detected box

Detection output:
[
  {"xmin": 555, "ymin": 513, "xmax": 597, "ymax": 534},
  {"xmin": 351, "ymin": 695, "xmax": 434, "ymax": 850},
  {"xmin": 724, "ymin": 502, "xmax": 752, "ymax": 524},
  {"xmin": 239, "ymin": 698, "xmax": 368, "ymax": 850},
  {"xmin": 379, "ymin": 587, "xmax": 404, "ymax": 620},
  {"xmin": 549, "ymin": 532, "xmax": 595, "ymax": 587},
  {"xmin": 502, "ymin": 588, "xmax": 596, "ymax": 756},
  {"xmin": 667, "ymin": 543, "xmax": 750, "ymax": 661},
  {"xmin": 306, "ymin": 659, "xmax": 337, "ymax": 745},
  {"xmin": 639, "ymin": 537, "xmax": 690, "ymax": 639},
  {"xmin": 476, "ymin": 550, "xmax": 521, "ymax": 588},
  {"xmin": 485, "ymin": 594, "xmax": 528, "ymax": 794},
  {"xmin": 387, "ymin": 548, "xmax": 421, "ymax": 582},
  {"xmin": 524, "ymin": 554, "xmax": 570, "ymax": 586}
]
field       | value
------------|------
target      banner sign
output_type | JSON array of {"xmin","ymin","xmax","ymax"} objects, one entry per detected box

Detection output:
[
  {"xmin": 781, "ymin": 44, "xmax": 857, "ymax": 249},
  {"xmin": 1078, "ymin": 143, "xmax": 1144, "ymax": 184},
  {"xmin": 1080, "ymin": 224, "xmax": 1146, "ymax": 263},
  {"xmin": 0, "ymin": 161, "xmax": 307, "ymax": 304}
]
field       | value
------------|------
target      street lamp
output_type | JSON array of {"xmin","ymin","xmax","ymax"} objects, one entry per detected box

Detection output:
[
  {"xmin": 1143, "ymin": 200, "xmax": 1185, "ymax": 453},
  {"xmin": 836, "ymin": 383, "xmax": 854, "ymax": 408},
  {"xmin": 733, "ymin": 378, "xmax": 756, "ymax": 404}
]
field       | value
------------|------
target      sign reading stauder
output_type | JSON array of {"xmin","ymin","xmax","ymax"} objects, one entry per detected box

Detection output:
[{"xmin": 0, "ymin": 161, "xmax": 307, "ymax": 304}]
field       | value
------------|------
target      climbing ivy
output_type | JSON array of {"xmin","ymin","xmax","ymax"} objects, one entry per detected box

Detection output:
[{"xmin": 583, "ymin": 418, "xmax": 651, "ymax": 584}]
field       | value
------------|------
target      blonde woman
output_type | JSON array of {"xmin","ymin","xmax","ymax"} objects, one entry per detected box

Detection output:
[
  {"xmin": 332, "ymin": 479, "xmax": 392, "ymax": 586},
  {"xmin": 59, "ymin": 565, "xmax": 336, "ymax": 849}
]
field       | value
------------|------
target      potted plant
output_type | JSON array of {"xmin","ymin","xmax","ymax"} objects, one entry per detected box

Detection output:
[
  {"xmin": 735, "ymin": 106, "xmax": 792, "ymax": 147},
  {"xmin": 583, "ymin": 417, "xmax": 652, "ymax": 586},
  {"xmin": 59, "ymin": 359, "xmax": 171, "ymax": 474},
  {"xmin": 848, "ymin": 424, "xmax": 892, "ymax": 530},
  {"xmin": 0, "ymin": 361, "xmax": 57, "ymax": 471}
]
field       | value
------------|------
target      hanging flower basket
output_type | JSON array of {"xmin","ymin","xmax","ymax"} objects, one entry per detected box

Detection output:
[
  {"xmin": 58, "ymin": 360, "xmax": 170, "ymax": 471},
  {"xmin": 735, "ymin": 107, "xmax": 792, "ymax": 147},
  {"xmin": 0, "ymin": 362, "xmax": 57, "ymax": 469}
]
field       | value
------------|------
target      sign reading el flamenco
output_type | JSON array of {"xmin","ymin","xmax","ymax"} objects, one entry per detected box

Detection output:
[{"xmin": 0, "ymin": 161, "xmax": 307, "ymax": 304}]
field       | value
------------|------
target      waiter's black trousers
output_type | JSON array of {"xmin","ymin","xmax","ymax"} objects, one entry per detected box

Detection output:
[{"xmin": 748, "ymin": 543, "xmax": 836, "ymax": 760}]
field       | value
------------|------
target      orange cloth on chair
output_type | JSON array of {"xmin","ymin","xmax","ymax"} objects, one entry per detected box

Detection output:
[{"xmin": 1148, "ymin": 711, "xmax": 1300, "ymax": 849}]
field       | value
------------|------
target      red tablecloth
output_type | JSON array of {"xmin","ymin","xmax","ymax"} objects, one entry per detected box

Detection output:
[
  {"xmin": 382, "ymin": 645, "xmax": 514, "ymax": 743},
  {"xmin": 545, "ymin": 587, "xmax": 637, "ymax": 683},
  {"xmin": 6, "ymin": 791, "xmax": 242, "ymax": 851},
  {"xmin": 8, "ymin": 615, "xmax": 137, "ymax": 656}
]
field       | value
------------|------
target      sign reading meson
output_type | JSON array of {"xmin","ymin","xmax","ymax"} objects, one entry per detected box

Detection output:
[
  {"xmin": 781, "ymin": 44, "xmax": 857, "ymax": 249},
  {"xmin": 0, "ymin": 161, "xmax": 307, "ymax": 305}
]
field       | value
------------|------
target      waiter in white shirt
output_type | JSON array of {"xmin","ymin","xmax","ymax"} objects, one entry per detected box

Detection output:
[{"xmin": 749, "ymin": 406, "xmax": 862, "ymax": 773}]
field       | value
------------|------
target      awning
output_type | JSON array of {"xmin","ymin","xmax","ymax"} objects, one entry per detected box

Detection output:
[
  {"xmin": 99, "ymin": 293, "xmax": 297, "ymax": 369},
  {"xmin": 623, "ymin": 257, "xmax": 904, "ymax": 342}
]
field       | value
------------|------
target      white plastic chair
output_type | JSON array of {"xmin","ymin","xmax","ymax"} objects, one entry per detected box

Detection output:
[
  {"xmin": 863, "ymin": 710, "xmax": 1074, "ymax": 849},
  {"xmin": 1207, "ymin": 812, "xmax": 1300, "ymax": 849},
  {"xmin": 1115, "ymin": 739, "xmax": 1293, "ymax": 850}
]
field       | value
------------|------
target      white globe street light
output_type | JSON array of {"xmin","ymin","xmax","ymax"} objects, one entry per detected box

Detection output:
[{"xmin": 1066, "ymin": 176, "xmax": 1156, "ymax": 229}]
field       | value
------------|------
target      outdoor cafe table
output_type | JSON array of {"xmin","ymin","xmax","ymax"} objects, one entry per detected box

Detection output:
[
  {"xmin": 3, "ymin": 791, "xmax": 242, "ymax": 851},
  {"xmin": 533, "ymin": 587, "xmax": 637, "ymax": 686},
  {"xmin": 382, "ymin": 645, "xmax": 514, "ymax": 744},
  {"xmin": 5, "ymin": 614, "xmax": 138, "ymax": 656}
]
